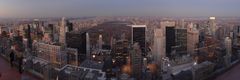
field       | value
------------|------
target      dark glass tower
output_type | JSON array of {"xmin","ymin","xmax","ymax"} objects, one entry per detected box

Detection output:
[
  {"xmin": 66, "ymin": 31, "xmax": 87, "ymax": 63},
  {"xmin": 166, "ymin": 27, "xmax": 176, "ymax": 58},
  {"xmin": 131, "ymin": 25, "xmax": 146, "ymax": 55}
]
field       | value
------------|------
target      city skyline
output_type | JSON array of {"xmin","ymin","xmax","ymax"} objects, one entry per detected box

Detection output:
[
  {"xmin": 1, "ymin": 0, "xmax": 240, "ymax": 80},
  {"xmin": 1, "ymin": 0, "xmax": 240, "ymax": 18}
]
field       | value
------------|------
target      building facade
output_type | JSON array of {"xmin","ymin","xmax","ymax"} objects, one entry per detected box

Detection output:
[
  {"xmin": 130, "ymin": 43, "xmax": 143, "ymax": 79},
  {"xmin": 131, "ymin": 25, "xmax": 146, "ymax": 55},
  {"xmin": 209, "ymin": 17, "xmax": 217, "ymax": 36},
  {"xmin": 153, "ymin": 28, "xmax": 165, "ymax": 64},
  {"xmin": 187, "ymin": 23, "xmax": 199, "ymax": 55}
]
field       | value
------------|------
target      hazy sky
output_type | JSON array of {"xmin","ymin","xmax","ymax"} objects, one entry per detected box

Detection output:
[{"xmin": 0, "ymin": 0, "xmax": 239, "ymax": 18}]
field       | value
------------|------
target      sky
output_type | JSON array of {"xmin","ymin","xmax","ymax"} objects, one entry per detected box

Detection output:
[{"xmin": 0, "ymin": 0, "xmax": 240, "ymax": 18}]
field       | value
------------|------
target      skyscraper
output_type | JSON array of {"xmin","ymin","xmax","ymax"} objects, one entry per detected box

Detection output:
[
  {"xmin": 225, "ymin": 37, "xmax": 232, "ymax": 55},
  {"xmin": 209, "ymin": 17, "xmax": 217, "ymax": 36},
  {"xmin": 166, "ymin": 27, "xmax": 176, "ymax": 58},
  {"xmin": 224, "ymin": 37, "xmax": 232, "ymax": 66},
  {"xmin": 66, "ymin": 31, "xmax": 87, "ymax": 63},
  {"xmin": 59, "ymin": 17, "xmax": 66, "ymax": 45},
  {"xmin": 178, "ymin": 19, "xmax": 185, "ymax": 29},
  {"xmin": 27, "ymin": 24, "xmax": 32, "ymax": 49},
  {"xmin": 160, "ymin": 21, "xmax": 176, "ymax": 58},
  {"xmin": 66, "ymin": 20, "xmax": 73, "ymax": 32},
  {"xmin": 86, "ymin": 32, "xmax": 90, "ymax": 59},
  {"xmin": 153, "ymin": 28, "xmax": 165, "ymax": 64},
  {"xmin": 0, "ymin": 26, "xmax": 2, "ymax": 34},
  {"xmin": 232, "ymin": 26, "xmax": 240, "ymax": 44},
  {"xmin": 130, "ymin": 43, "xmax": 143, "ymax": 79},
  {"xmin": 175, "ymin": 28, "xmax": 187, "ymax": 55},
  {"xmin": 187, "ymin": 23, "xmax": 199, "ymax": 55},
  {"xmin": 131, "ymin": 25, "xmax": 146, "ymax": 55},
  {"xmin": 99, "ymin": 34, "xmax": 103, "ymax": 50}
]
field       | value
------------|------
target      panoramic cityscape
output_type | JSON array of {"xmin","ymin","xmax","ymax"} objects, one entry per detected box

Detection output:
[{"xmin": 1, "ymin": 0, "xmax": 240, "ymax": 80}]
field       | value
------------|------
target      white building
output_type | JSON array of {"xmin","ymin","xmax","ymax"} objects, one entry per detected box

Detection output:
[
  {"xmin": 225, "ymin": 37, "xmax": 232, "ymax": 55},
  {"xmin": 153, "ymin": 28, "xmax": 165, "ymax": 64},
  {"xmin": 209, "ymin": 17, "xmax": 217, "ymax": 36}
]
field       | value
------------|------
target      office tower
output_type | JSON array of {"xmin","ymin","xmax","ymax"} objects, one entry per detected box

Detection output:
[
  {"xmin": 238, "ymin": 33, "xmax": 240, "ymax": 46},
  {"xmin": 175, "ymin": 28, "xmax": 187, "ymax": 55},
  {"xmin": 153, "ymin": 28, "xmax": 165, "ymax": 64},
  {"xmin": 166, "ymin": 27, "xmax": 176, "ymax": 58},
  {"xmin": 199, "ymin": 30, "xmax": 206, "ymax": 47},
  {"xmin": 66, "ymin": 31, "xmax": 87, "ymax": 63},
  {"xmin": 33, "ymin": 19, "xmax": 44, "ymax": 41},
  {"xmin": 27, "ymin": 24, "xmax": 32, "ymax": 49},
  {"xmin": 66, "ymin": 20, "xmax": 73, "ymax": 32},
  {"xmin": 216, "ymin": 27, "xmax": 225, "ymax": 40},
  {"xmin": 48, "ymin": 24, "xmax": 54, "ymax": 42},
  {"xmin": 232, "ymin": 26, "xmax": 240, "ymax": 44},
  {"xmin": 130, "ymin": 43, "xmax": 143, "ymax": 79},
  {"xmin": 99, "ymin": 34, "xmax": 103, "ymax": 50},
  {"xmin": 209, "ymin": 17, "xmax": 217, "ymax": 36},
  {"xmin": 112, "ymin": 39, "xmax": 129, "ymax": 66},
  {"xmin": 178, "ymin": 19, "xmax": 185, "ymax": 29},
  {"xmin": 131, "ymin": 25, "xmax": 146, "ymax": 55},
  {"xmin": 224, "ymin": 37, "xmax": 232, "ymax": 67},
  {"xmin": 0, "ymin": 26, "xmax": 2, "ymax": 34},
  {"xmin": 59, "ymin": 17, "xmax": 66, "ymax": 45},
  {"xmin": 237, "ymin": 26, "xmax": 240, "ymax": 45},
  {"xmin": 33, "ymin": 19, "xmax": 40, "ymax": 30},
  {"xmin": 225, "ymin": 37, "xmax": 232, "ymax": 55},
  {"xmin": 187, "ymin": 23, "xmax": 199, "ymax": 55},
  {"xmin": 160, "ymin": 21, "xmax": 175, "ymax": 58},
  {"xmin": 86, "ymin": 32, "xmax": 90, "ymax": 59}
]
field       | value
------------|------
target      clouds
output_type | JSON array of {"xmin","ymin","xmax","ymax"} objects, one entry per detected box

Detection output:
[{"xmin": 0, "ymin": 0, "xmax": 239, "ymax": 18}]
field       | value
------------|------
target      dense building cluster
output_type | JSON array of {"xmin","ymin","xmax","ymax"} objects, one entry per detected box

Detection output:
[{"xmin": 1, "ymin": 16, "xmax": 240, "ymax": 80}]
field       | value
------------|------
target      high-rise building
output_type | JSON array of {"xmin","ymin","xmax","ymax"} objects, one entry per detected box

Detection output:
[
  {"xmin": 66, "ymin": 31, "xmax": 87, "ymax": 63},
  {"xmin": 225, "ymin": 37, "xmax": 232, "ymax": 55},
  {"xmin": 166, "ymin": 27, "xmax": 176, "ymax": 58},
  {"xmin": 187, "ymin": 23, "xmax": 199, "ymax": 55},
  {"xmin": 153, "ymin": 28, "xmax": 165, "ymax": 64},
  {"xmin": 130, "ymin": 43, "xmax": 143, "ymax": 79},
  {"xmin": 27, "ymin": 24, "xmax": 32, "ymax": 49},
  {"xmin": 160, "ymin": 21, "xmax": 175, "ymax": 58},
  {"xmin": 178, "ymin": 19, "xmax": 185, "ymax": 29},
  {"xmin": 209, "ymin": 17, "xmax": 217, "ymax": 36},
  {"xmin": 66, "ymin": 20, "xmax": 73, "ymax": 32},
  {"xmin": 59, "ymin": 17, "xmax": 66, "ymax": 45},
  {"xmin": 112, "ymin": 39, "xmax": 129, "ymax": 67},
  {"xmin": 47, "ymin": 24, "xmax": 54, "ymax": 42},
  {"xmin": 236, "ymin": 26, "xmax": 240, "ymax": 46},
  {"xmin": 131, "ymin": 25, "xmax": 146, "ymax": 54},
  {"xmin": 0, "ymin": 26, "xmax": 2, "ymax": 34},
  {"xmin": 238, "ymin": 33, "xmax": 240, "ymax": 46},
  {"xmin": 86, "ymin": 33, "xmax": 90, "ymax": 59},
  {"xmin": 175, "ymin": 28, "xmax": 187, "ymax": 55},
  {"xmin": 99, "ymin": 34, "xmax": 103, "ymax": 50},
  {"xmin": 232, "ymin": 26, "xmax": 240, "ymax": 44}
]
